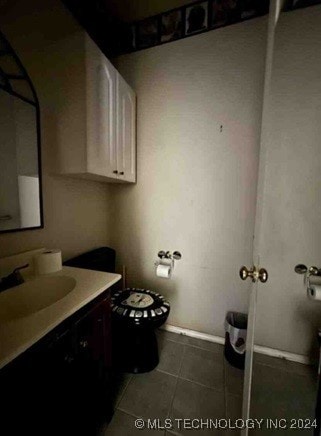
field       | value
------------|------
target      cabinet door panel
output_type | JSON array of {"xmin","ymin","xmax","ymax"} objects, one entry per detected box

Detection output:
[
  {"xmin": 75, "ymin": 297, "xmax": 112, "ymax": 430},
  {"xmin": 86, "ymin": 36, "xmax": 117, "ymax": 178},
  {"xmin": 116, "ymin": 74, "xmax": 136, "ymax": 183}
]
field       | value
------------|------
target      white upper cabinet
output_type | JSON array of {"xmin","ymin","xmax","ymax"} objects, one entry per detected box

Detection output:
[
  {"xmin": 54, "ymin": 31, "xmax": 136, "ymax": 183},
  {"xmin": 116, "ymin": 74, "xmax": 136, "ymax": 183}
]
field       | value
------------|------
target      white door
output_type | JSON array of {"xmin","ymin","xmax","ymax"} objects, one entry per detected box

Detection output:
[
  {"xmin": 240, "ymin": 1, "xmax": 280, "ymax": 429},
  {"xmin": 116, "ymin": 73, "xmax": 136, "ymax": 183},
  {"xmin": 86, "ymin": 35, "xmax": 117, "ymax": 178},
  {"xmin": 242, "ymin": 2, "xmax": 321, "ymax": 432}
]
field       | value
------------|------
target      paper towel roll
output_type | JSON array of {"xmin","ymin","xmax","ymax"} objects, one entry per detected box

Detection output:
[
  {"xmin": 34, "ymin": 249, "xmax": 62, "ymax": 275},
  {"xmin": 156, "ymin": 263, "xmax": 172, "ymax": 279},
  {"xmin": 308, "ymin": 285, "xmax": 321, "ymax": 301}
]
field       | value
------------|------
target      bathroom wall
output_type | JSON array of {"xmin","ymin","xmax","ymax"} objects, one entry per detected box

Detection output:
[
  {"xmin": 0, "ymin": 0, "xmax": 111, "ymax": 260},
  {"xmin": 254, "ymin": 6, "xmax": 321, "ymax": 356},
  {"xmin": 111, "ymin": 18, "xmax": 267, "ymax": 337}
]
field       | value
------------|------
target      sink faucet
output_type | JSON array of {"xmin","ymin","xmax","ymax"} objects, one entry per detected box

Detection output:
[{"xmin": 0, "ymin": 264, "xmax": 29, "ymax": 293}]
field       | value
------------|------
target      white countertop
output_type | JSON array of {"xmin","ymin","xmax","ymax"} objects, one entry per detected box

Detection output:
[{"xmin": 0, "ymin": 266, "xmax": 121, "ymax": 369}]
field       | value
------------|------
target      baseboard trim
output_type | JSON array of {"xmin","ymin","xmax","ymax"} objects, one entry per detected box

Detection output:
[{"xmin": 162, "ymin": 324, "xmax": 311, "ymax": 365}]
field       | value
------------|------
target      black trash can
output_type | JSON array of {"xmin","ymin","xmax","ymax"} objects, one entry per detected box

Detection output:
[{"xmin": 224, "ymin": 311, "xmax": 247, "ymax": 369}]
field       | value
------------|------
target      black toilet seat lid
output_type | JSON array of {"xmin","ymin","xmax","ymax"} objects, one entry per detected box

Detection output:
[
  {"xmin": 121, "ymin": 292, "xmax": 154, "ymax": 308},
  {"xmin": 111, "ymin": 288, "xmax": 170, "ymax": 321}
]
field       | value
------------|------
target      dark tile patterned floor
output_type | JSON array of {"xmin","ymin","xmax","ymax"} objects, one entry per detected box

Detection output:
[{"xmin": 102, "ymin": 330, "xmax": 317, "ymax": 435}]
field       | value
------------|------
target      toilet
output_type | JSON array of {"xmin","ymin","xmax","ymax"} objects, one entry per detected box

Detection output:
[
  {"xmin": 64, "ymin": 248, "xmax": 170, "ymax": 373},
  {"xmin": 111, "ymin": 288, "xmax": 170, "ymax": 373}
]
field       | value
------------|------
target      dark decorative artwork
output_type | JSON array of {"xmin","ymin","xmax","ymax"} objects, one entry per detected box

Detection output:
[
  {"xmin": 185, "ymin": 2, "xmax": 208, "ymax": 35},
  {"xmin": 120, "ymin": 0, "xmax": 273, "ymax": 54},
  {"xmin": 63, "ymin": 0, "xmax": 320, "ymax": 57},
  {"xmin": 241, "ymin": 0, "xmax": 269, "ymax": 18},
  {"xmin": 137, "ymin": 17, "xmax": 159, "ymax": 49},
  {"xmin": 161, "ymin": 9, "xmax": 183, "ymax": 43},
  {"xmin": 211, "ymin": 0, "xmax": 242, "ymax": 28}
]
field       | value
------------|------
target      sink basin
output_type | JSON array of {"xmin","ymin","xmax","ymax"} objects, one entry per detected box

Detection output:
[{"xmin": 0, "ymin": 275, "xmax": 76, "ymax": 323}]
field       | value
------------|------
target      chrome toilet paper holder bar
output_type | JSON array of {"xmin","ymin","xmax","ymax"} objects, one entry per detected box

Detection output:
[{"xmin": 158, "ymin": 251, "xmax": 182, "ymax": 261}]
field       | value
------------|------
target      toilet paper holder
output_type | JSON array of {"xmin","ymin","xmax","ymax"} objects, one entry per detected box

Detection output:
[
  {"xmin": 295, "ymin": 264, "xmax": 321, "ymax": 291},
  {"xmin": 158, "ymin": 250, "xmax": 182, "ymax": 260},
  {"xmin": 295, "ymin": 264, "xmax": 321, "ymax": 300},
  {"xmin": 295, "ymin": 264, "xmax": 321, "ymax": 276},
  {"xmin": 155, "ymin": 251, "xmax": 182, "ymax": 278}
]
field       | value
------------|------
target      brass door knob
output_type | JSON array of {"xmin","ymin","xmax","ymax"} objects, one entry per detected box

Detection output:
[
  {"xmin": 258, "ymin": 268, "xmax": 268, "ymax": 283},
  {"xmin": 239, "ymin": 266, "xmax": 269, "ymax": 283},
  {"xmin": 239, "ymin": 266, "xmax": 256, "ymax": 282}
]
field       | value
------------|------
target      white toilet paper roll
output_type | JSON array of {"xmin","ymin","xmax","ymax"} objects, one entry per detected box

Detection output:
[
  {"xmin": 308, "ymin": 285, "xmax": 321, "ymax": 301},
  {"xmin": 156, "ymin": 263, "xmax": 172, "ymax": 279},
  {"xmin": 34, "ymin": 249, "xmax": 62, "ymax": 275}
]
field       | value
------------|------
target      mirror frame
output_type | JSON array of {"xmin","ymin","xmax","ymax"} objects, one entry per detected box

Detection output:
[{"xmin": 0, "ymin": 30, "xmax": 43, "ymax": 234}]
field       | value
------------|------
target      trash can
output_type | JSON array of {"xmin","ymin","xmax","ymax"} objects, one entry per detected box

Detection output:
[{"xmin": 224, "ymin": 311, "xmax": 247, "ymax": 369}]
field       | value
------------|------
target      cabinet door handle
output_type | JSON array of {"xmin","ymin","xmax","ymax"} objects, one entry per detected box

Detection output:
[
  {"xmin": 64, "ymin": 353, "xmax": 74, "ymax": 364},
  {"xmin": 113, "ymin": 170, "xmax": 118, "ymax": 174},
  {"xmin": 119, "ymin": 171, "xmax": 124, "ymax": 175},
  {"xmin": 79, "ymin": 339, "xmax": 89, "ymax": 349}
]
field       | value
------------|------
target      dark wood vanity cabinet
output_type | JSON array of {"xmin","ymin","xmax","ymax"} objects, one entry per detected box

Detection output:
[{"xmin": 0, "ymin": 291, "xmax": 113, "ymax": 436}]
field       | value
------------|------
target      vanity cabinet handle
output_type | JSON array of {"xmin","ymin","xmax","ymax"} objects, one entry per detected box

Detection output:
[
  {"xmin": 113, "ymin": 170, "xmax": 118, "ymax": 174},
  {"xmin": 64, "ymin": 353, "xmax": 74, "ymax": 364},
  {"xmin": 119, "ymin": 171, "xmax": 124, "ymax": 175},
  {"xmin": 79, "ymin": 339, "xmax": 89, "ymax": 349}
]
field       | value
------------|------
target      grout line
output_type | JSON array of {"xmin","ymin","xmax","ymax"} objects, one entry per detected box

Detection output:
[
  {"xmin": 116, "ymin": 407, "xmax": 143, "ymax": 420},
  {"xmin": 167, "ymin": 344, "xmax": 186, "ymax": 420},
  {"xmin": 115, "ymin": 374, "xmax": 133, "ymax": 408},
  {"xmin": 158, "ymin": 332, "xmax": 224, "ymax": 354},
  {"xmin": 177, "ymin": 373, "xmax": 226, "ymax": 394},
  {"xmin": 223, "ymin": 353, "xmax": 228, "ymax": 419},
  {"xmin": 158, "ymin": 335, "xmax": 227, "ymax": 393},
  {"xmin": 156, "ymin": 368, "xmax": 180, "ymax": 378}
]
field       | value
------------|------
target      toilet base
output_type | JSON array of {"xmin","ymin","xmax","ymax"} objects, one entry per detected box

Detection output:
[{"xmin": 112, "ymin": 324, "xmax": 159, "ymax": 373}]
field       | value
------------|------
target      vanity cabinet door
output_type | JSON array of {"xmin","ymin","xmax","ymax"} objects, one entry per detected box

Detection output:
[
  {"xmin": 0, "ymin": 293, "xmax": 113, "ymax": 436},
  {"xmin": 74, "ymin": 296, "xmax": 113, "ymax": 429},
  {"xmin": 116, "ymin": 73, "xmax": 136, "ymax": 183},
  {"xmin": 0, "ymin": 327, "xmax": 76, "ymax": 436}
]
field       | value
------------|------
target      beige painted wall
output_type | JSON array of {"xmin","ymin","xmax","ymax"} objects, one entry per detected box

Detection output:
[
  {"xmin": 0, "ymin": 0, "xmax": 111, "ymax": 260},
  {"xmin": 255, "ymin": 6, "xmax": 321, "ymax": 356},
  {"xmin": 111, "ymin": 18, "xmax": 267, "ymax": 337}
]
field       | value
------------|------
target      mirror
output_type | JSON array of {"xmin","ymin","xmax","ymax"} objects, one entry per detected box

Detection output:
[{"xmin": 0, "ymin": 31, "xmax": 42, "ymax": 233}]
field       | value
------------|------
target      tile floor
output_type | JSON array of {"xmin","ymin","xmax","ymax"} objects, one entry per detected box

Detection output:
[{"xmin": 102, "ymin": 330, "xmax": 318, "ymax": 435}]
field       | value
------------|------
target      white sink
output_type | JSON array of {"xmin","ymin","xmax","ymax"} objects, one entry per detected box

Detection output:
[{"xmin": 0, "ymin": 275, "xmax": 76, "ymax": 323}]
